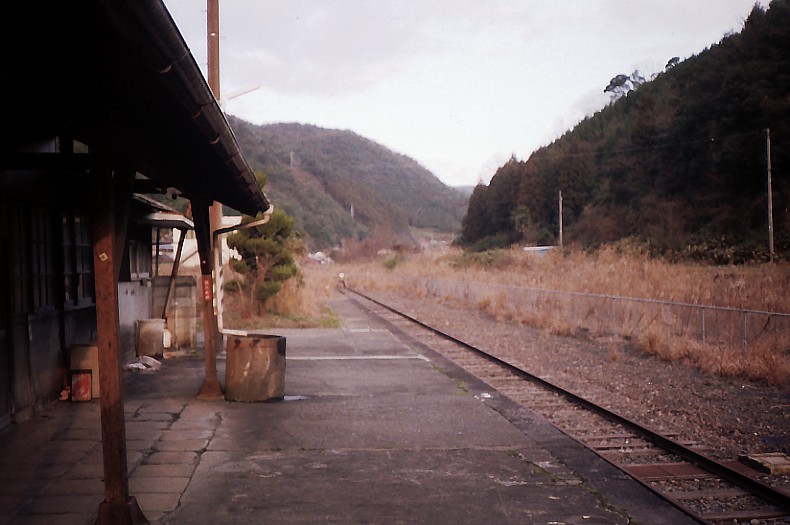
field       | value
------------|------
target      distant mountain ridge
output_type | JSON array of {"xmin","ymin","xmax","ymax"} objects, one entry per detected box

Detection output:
[{"xmin": 228, "ymin": 117, "xmax": 468, "ymax": 249}]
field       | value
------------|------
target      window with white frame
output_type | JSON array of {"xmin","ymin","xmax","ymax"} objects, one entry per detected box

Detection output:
[{"xmin": 128, "ymin": 240, "xmax": 151, "ymax": 280}]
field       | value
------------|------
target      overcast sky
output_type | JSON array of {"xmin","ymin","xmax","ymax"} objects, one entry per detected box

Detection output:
[{"xmin": 164, "ymin": 0, "xmax": 767, "ymax": 187}]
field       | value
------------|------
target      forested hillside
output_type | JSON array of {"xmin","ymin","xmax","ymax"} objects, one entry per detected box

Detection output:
[
  {"xmin": 460, "ymin": 2, "xmax": 789, "ymax": 262},
  {"xmin": 228, "ymin": 117, "xmax": 468, "ymax": 249}
]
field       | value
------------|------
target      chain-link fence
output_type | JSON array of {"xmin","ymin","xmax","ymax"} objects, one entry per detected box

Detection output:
[{"xmin": 417, "ymin": 278, "xmax": 790, "ymax": 353}]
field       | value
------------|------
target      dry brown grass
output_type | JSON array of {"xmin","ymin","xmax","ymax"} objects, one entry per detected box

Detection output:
[
  {"xmin": 332, "ymin": 246, "xmax": 790, "ymax": 387},
  {"xmin": 642, "ymin": 330, "xmax": 790, "ymax": 386},
  {"xmin": 221, "ymin": 266, "xmax": 340, "ymax": 330}
]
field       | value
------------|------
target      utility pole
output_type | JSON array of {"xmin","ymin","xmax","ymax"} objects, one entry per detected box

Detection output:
[
  {"xmin": 558, "ymin": 190, "xmax": 563, "ymax": 249},
  {"xmin": 767, "ymin": 128, "xmax": 775, "ymax": 262},
  {"xmin": 199, "ymin": 0, "xmax": 224, "ymax": 399},
  {"xmin": 207, "ymin": 0, "xmax": 222, "ymax": 240},
  {"xmin": 207, "ymin": 0, "xmax": 223, "ymax": 272},
  {"xmin": 207, "ymin": 0, "xmax": 220, "ymax": 101}
]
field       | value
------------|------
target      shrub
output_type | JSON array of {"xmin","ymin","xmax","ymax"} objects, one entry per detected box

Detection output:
[
  {"xmin": 468, "ymin": 233, "xmax": 513, "ymax": 252},
  {"xmin": 382, "ymin": 255, "xmax": 401, "ymax": 270}
]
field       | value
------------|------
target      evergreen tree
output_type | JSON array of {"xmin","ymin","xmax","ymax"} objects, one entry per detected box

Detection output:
[{"xmin": 226, "ymin": 208, "xmax": 303, "ymax": 312}]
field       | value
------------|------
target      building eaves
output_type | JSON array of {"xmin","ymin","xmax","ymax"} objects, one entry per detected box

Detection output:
[{"xmin": 2, "ymin": 0, "xmax": 270, "ymax": 217}]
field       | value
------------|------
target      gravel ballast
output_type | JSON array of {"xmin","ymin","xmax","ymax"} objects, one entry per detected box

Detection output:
[{"xmin": 368, "ymin": 290, "xmax": 790, "ymax": 490}]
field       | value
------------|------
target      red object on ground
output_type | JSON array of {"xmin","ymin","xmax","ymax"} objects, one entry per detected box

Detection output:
[{"xmin": 71, "ymin": 370, "xmax": 92, "ymax": 401}]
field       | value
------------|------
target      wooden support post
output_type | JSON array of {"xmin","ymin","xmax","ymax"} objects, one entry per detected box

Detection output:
[
  {"xmin": 90, "ymin": 152, "xmax": 147, "ymax": 525},
  {"xmin": 113, "ymin": 169, "xmax": 135, "ymax": 274},
  {"xmin": 154, "ymin": 227, "xmax": 161, "ymax": 278},
  {"xmin": 161, "ymin": 227, "xmax": 187, "ymax": 319},
  {"xmin": 192, "ymin": 200, "xmax": 223, "ymax": 400}
]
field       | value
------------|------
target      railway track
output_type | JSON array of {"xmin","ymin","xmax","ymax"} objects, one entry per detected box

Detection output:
[{"xmin": 346, "ymin": 288, "xmax": 790, "ymax": 524}]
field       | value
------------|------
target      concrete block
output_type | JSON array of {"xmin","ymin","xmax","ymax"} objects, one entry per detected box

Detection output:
[
  {"xmin": 740, "ymin": 452, "xmax": 790, "ymax": 475},
  {"xmin": 137, "ymin": 319, "xmax": 164, "ymax": 358},
  {"xmin": 143, "ymin": 452, "xmax": 199, "ymax": 465},
  {"xmin": 158, "ymin": 439, "xmax": 209, "ymax": 452},
  {"xmin": 134, "ymin": 492, "xmax": 182, "ymax": 513},
  {"xmin": 129, "ymin": 476, "xmax": 190, "ymax": 494},
  {"xmin": 132, "ymin": 464, "xmax": 196, "ymax": 478}
]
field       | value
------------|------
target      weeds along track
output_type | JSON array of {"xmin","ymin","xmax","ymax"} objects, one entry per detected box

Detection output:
[{"xmin": 346, "ymin": 288, "xmax": 790, "ymax": 524}]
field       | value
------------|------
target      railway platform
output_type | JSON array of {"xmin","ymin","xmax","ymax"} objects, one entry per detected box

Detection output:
[{"xmin": 0, "ymin": 297, "xmax": 698, "ymax": 524}]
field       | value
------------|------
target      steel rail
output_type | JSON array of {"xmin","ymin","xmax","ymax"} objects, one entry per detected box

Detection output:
[{"xmin": 347, "ymin": 287, "xmax": 790, "ymax": 515}]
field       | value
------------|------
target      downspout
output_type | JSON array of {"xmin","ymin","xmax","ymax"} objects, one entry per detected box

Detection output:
[{"xmin": 212, "ymin": 206, "xmax": 274, "ymax": 334}]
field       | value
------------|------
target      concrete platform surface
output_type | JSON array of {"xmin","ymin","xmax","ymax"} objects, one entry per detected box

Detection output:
[{"xmin": 0, "ymin": 298, "xmax": 697, "ymax": 524}]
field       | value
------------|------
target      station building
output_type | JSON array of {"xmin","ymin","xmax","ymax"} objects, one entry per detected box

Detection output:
[{"xmin": 1, "ymin": 2, "xmax": 270, "ymax": 519}]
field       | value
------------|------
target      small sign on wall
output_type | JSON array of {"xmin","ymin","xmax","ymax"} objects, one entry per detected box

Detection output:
[
  {"xmin": 202, "ymin": 275, "xmax": 213, "ymax": 302},
  {"xmin": 71, "ymin": 369, "xmax": 92, "ymax": 401}
]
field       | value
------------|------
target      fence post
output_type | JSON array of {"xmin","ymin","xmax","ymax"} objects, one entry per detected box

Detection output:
[
  {"xmin": 611, "ymin": 298, "xmax": 615, "ymax": 336},
  {"xmin": 663, "ymin": 304, "xmax": 669, "ymax": 339},
  {"xmin": 701, "ymin": 307, "xmax": 706, "ymax": 344}
]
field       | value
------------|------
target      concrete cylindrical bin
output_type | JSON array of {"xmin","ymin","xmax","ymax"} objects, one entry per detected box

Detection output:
[
  {"xmin": 225, "ymin": 334, "xmax": 286, "ymax": 402},
  {"xmin": 137, "ymin": 319, "xmax": 165, "ymax": 358}
]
